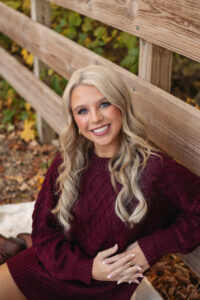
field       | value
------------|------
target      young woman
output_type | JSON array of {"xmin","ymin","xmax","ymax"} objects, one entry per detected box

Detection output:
[{"xmin": 0, "ymin": 65, "xmax": 199, "ymax": 300}]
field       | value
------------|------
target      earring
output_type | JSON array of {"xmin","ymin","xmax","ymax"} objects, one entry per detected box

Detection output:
[{"xmin": 78, "ymin": 129, "xmax": 81, "ymax": 135}]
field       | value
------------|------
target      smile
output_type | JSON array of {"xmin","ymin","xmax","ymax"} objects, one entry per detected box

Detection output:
[{"xmin": 91, "ymin": 124, "xmax": 111, "ymax": 136}]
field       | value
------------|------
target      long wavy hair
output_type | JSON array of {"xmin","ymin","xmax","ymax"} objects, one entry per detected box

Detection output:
[{"xmin": 52, "ymin": 65, "xmax": 154, "ymax": 231}]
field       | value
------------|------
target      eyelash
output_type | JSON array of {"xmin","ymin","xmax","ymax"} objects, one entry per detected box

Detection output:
[{"xmin": 77, "ymin": 102, "xmax": 111, "ymax": 115}]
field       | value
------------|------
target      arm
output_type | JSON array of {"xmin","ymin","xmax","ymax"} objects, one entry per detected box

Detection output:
[
  {"xmin": 31, "ymin": 154, "xmax": 93, "ymax": 284},
  {"xmin": 138, "ymin": 154, "xmax": 200, "ymax": 267},
  {"xmin": 104, "ymin": 154, "xmax": 200, "ymax": 282}
]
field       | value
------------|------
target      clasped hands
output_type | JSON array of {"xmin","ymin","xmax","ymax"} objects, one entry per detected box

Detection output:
[{"xmin": 92, "ymin": 241, "xmax": 149, "ymax": 284}]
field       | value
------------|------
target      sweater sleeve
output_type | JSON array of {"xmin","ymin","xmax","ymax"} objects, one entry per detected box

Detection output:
[
  {"xmin": 31, "ymin": 153, "xmax": 94, "ymax": 284},
  {"xmin": 138, "ymin": 153, "xmax": 200, "ymax": 267}
]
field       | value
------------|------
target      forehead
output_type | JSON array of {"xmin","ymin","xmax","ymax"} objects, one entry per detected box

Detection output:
[{"xmin": 70, "ymin": 85, "xmax": 105, "ymax": 108}]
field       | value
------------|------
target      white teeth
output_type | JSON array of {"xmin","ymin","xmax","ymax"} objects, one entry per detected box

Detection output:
[{"xmin": 93, "ymin": 125, "xmax": 109, "ymax": 133}]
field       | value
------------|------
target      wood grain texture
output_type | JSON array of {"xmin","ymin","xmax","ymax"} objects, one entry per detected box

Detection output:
[
  {"xmin": 31, "ymin": 0, "xmax": 57, "ymax": 144},
  {"xmin": 179, "ymin": 247, "xmax": 200, "ymax": 278},
  {"xmin": 0, "ymin": 3, "xmax": 199, "ymax": 176},
  {"xmin": 139, "ymin": 40, "xmax": 173, "ymax": 92},
  {"xmin": 46, "ymin": 0, "xmax": 200, "ymax": 62},
  {"xmin": 0, "ymin": 47, "xmax": 64, "ymax": 135}
]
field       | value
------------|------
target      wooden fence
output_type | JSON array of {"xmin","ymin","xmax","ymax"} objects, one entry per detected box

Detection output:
[{"xmin": 0, "ymin": 0, "xmax": 200, "ymax": 298}]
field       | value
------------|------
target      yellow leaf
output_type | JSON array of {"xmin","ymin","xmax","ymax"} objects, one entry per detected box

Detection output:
[
  {"xmin": 8, "ymin": 89, "xmax": 15, "ymax": 98},
  {"xmin": 38, "ymin": 176, "xmax": 44, "ymax": 185},
  {"xmin": 21, "ymin": 48, "xmax": 28, "ymax": 60},
  {"xmin": 33, "ymin": 175, "xmax": 45, "ymax": 190},
  {"xmin": 22, "ymin": 0, "xmax": 30, "ymax": 11},
  {"xmin": 25, "ymin": 102, "xmax": 31, "ymax": 111},
  {"xmin": 7, "ymin": 97, "xmax": 13, "ymax": 107},
  {"xmin": 26, "ymin": 53, "xmax": 34, "ymax": 66},
  {"xmin": 48, "ymin": 68, "xmax": 54, "ymax": 76},
  {"xmin": 20, "ymin": 119, "xmax": 36, "ymax": 142}
]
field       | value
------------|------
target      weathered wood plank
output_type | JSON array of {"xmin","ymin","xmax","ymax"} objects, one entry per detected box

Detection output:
[
  {"xmin": 46, "ymin": 0, "xmax": 200, "ymax": 62},
  {"xmin": 139, "ymin": 40, "xmax": 173, "ymax": 92},
  {"xmin": 179, "ymin": 246, "xmax": 200, "ymax": 278},
  {"xmin": 131, "ymin": 276, "xmax": 163, "ymax": 300},
  {"xmin": 31, "ymin": 0, "xmax": 57, "ymax": 143},
  {"xmin": 0, "ymin": 47, "xmax": 64, "ymax": 134},
  {"xmin": 0, "ymin": 3, "xmax": 199, "ymax": 176}
]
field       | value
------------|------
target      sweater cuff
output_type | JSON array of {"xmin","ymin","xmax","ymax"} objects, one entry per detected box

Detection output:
[
  {"xmin": 138, "ymin": 229, "xmax": 179, "ymax": 267},
  {"xmin": 72, "ymin": 257, "xmax": 94, "ymax": 284}
]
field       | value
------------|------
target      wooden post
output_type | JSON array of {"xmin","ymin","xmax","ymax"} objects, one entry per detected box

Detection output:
[
  {"xmin": 31, "ymin": 0, "xmax": 57, "ymax": 143},
  {"xmin": 139, "ymin": 39, "xmax": 173, "ymax": 92}
]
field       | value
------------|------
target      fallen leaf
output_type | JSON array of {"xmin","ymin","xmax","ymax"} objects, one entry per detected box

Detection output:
[
  {"xmin": 5, "ymin": 175, "xmax": 24, "ymax": 183},
  {"xmin": 19, "ymin": 182, "xmax": 29, "ymax": 191},
  {"xmin": 20, "ymin": 119, "xmax": 36, "ymax": 142}
]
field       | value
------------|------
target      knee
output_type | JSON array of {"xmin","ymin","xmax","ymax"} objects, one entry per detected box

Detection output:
[{"xmin": 0, "ymin": 263, "xmax": 26, "ymax": 300}]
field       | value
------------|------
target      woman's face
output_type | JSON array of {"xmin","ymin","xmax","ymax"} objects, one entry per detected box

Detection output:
[{"xmin": 70, "ymin": 85, "xmax": 122, "ymax": 157}]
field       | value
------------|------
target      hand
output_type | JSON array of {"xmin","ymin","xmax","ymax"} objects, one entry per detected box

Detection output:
[
  {"xmin": 92, "ymin": 244, "xmax": 143, "ymax": 283},
  {"xmin": 103, "ymin": 241, "xmax": 149, "ymax": 284},
  {"xmin": 125, "ymin": 241, "xmax": 150, "ymax": 273}
]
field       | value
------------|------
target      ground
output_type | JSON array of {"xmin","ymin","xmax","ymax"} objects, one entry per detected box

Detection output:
[{"xmin": 0, "ymin": 130, "xmax": 199, "ymax": 300}]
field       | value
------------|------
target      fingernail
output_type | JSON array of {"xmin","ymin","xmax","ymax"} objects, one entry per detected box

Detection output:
[
  {"xmin": 129, "ymin": 280, "xmax": 132, "ymax": 284},
  {"xmin": 117, "ymin": 280, "xmax": 122, "ymax": 284},
  {"xmin": 136, "ymin": 266, "xmax": 142, "ymax": 271},
  {"xmin": 114, "ymin": 244, "xmax": 118, "ymax": 248},
  {"xmin": 138, "ymin": 274, "xmax": 144, "ymax": 278},
  {"xmin": 102, "ymin": 260, "xmax": 106, "ymax": 264},
  {"xmin": 107, "ymin": 274, "xmax": 112, "ymax": 279},
  {"xmin": 129, "ymin": 254, "xmax": 135, "ymax": 258}
]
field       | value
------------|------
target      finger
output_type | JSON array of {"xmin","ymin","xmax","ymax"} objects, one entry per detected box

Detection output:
[
  {"xmin": 100, "ymin": 244, "xmax": 118, "ymax": 260},
  {"xmin": 109, "ymin": 264, "xmax": 141, "ymax": 280},
  {"xmin": 103, "ymin": 250, "xmax": 134, "ymax": 265},
  {"xmin": 107, "ymin": 254, "xmax": 136, "ymax": 279},
  {"xmin": 128, "ymin": 273, "xmax": 144, "ymax": 284},
  {"xmin": 117, "ymin": 273, "xmax": 144, "ymax": 285}
]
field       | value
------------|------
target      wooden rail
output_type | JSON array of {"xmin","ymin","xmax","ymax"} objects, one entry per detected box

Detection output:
[
  {"xmin": 46, "ymin": 0, "xmax": 200, "ymax": 62},
  {"xmin": 0, "ymin": 1, "xmax": 200, "ymax": 298},
  {"xmin": 0, "ymin": 47, "xmax": 64, "ymax": 134},
  {"xmin": 0, "ymin": 2, "xmax": 200, "ymax": 176}
]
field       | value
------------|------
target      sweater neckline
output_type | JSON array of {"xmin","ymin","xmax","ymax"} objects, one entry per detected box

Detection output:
[{"xmin": 89, "ymin": 150, "xmax": 110, "ymax": 170}]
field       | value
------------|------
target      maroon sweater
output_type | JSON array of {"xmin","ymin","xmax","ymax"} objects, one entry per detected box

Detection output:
[{"xmin": 7, "ymin": 151, "xmax": 200, "ymax": 300}]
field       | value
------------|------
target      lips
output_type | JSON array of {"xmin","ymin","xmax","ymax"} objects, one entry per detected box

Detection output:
[{"xmin": 91, "ymin": 124, "xmax": 111, "ymax": 136}]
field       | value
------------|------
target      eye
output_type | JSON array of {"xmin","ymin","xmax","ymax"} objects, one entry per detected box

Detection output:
[
  {"xmin": 77, "ymin": 108, "xmax": 88, "ymax": 115},
  {"xmin": 100, "ymin": 101, "xmax": 111, "ymax": 108}
]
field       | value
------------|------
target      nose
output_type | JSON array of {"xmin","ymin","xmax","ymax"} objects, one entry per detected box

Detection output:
[{"xmin": 91, "ymin": 109, "xmax": 103, "ymax": 123}]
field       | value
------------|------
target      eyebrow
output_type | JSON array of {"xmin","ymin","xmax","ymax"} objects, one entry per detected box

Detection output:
[{"xmin": 73, "ymin": 97, "xmax": 107, "ymax": 112}]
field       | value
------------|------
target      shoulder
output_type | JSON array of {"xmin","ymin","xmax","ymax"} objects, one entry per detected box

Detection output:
[
  {"xmin": 144, "ymin": 150, "xmax": 185, "ymax": 172},
  {"xmin": 143, "ymin": 150, "xmax": 199, "ymax": 185},
  {"xmin": 50, "ymin": 152, "xmax": 63, "ymax": 169},
  {"xmin": 141, "ymin": 151, "xmax": 167, "ymax": 177},
  {"xmin": 45, "ymin": 152, "xmax": 63, "ymax": 182}
]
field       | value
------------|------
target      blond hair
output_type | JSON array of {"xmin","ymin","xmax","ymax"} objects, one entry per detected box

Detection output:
[{"xmin": 52, "ymin": 65, "xmax": 154, "ymax": 230}]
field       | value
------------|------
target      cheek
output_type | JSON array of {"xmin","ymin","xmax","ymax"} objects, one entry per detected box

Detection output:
[
  {"xmin": 73, "ymin": 115, "xmax": 88, "ymax": 130},
  {"xmin": 109, "ymin": 106, "xmax": 122, "ymax": 122}
]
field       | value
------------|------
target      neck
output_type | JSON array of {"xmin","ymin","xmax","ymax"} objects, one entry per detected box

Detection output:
[{"xmin": 94, "ymin": 143, "xmax": 120, "ymax": 158}]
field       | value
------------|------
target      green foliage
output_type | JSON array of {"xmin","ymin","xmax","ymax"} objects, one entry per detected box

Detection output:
[
  {"xmin": 0, "ymin": 32, "xmax": 12, "ymax": 50},
  {"xmin": 0, "ymin": 78, "xmax": 36, "ymax": 132},
  {"xmin": 2, "ymin": 1, "xmax": 21, "ymax": 10},
  {"xmin": 49, "ymin": 7, "xmax": 139, "ymax": 73},
  {"xmin": 40, "ymin": 68, "xmax": 68, "ymax": 97}
]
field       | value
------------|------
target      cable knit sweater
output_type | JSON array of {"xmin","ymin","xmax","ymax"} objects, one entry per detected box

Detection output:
[{"xmin": 7, "ymin": 151, "xmax": 200, "ymax": 300}]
